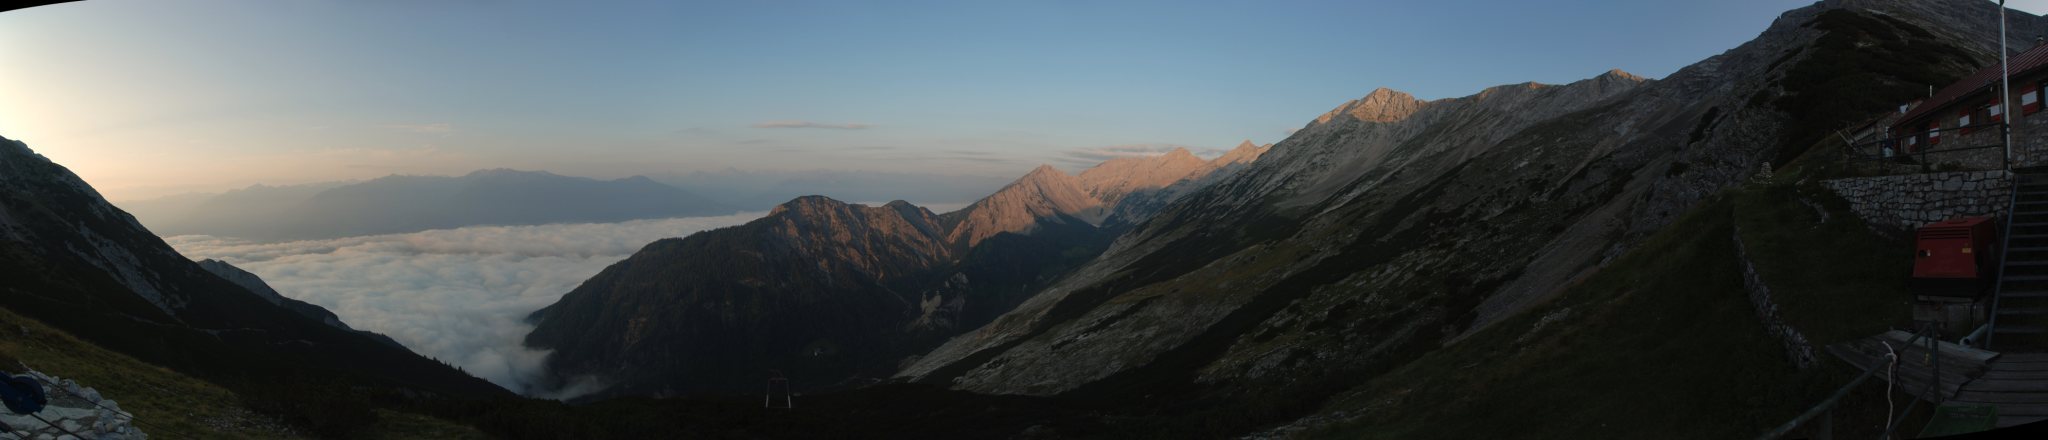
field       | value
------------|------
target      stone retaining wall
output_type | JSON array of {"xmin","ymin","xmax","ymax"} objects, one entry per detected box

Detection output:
[
  {"xmin": 1821, "ymin": 170, "xmax": 2011, "ymax": 231},
  {"xmin": 1733, "ymin": 227, "xmax": 1818, "ymax": 370}
]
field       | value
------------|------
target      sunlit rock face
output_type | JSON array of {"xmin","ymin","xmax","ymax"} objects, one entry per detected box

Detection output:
[
  {"xmin": 522, "ymin": 148, "xmax": 1267, "ymax": 398},
  {"xmin": 898, "ymin": 0, "xmax": 2009, "ymax": 403}
]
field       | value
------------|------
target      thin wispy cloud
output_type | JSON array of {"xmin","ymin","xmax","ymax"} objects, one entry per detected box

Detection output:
[
  {"xmin": 751, "ymin": 120, "xmax": 872, "ymax": 130},
  {"xmin": 388, "ymin": 122, "xmax": 455, "ymax": 133},
  {"xmin": 939, "ymin": 155, "xmax": 1019, "ymax": 164}
]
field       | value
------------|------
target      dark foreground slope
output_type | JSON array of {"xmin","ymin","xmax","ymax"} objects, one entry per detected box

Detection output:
[
  {"xmin": 0, "ymin": 305, "xmax": 489, "ymax": 439},
  {"xmin": 0, "ymin": 135, "xmax": 509, "ymax": 400},
  {"xmin": 1279, "ymin": 166, "xmax": 1925, "ymax": 439}
]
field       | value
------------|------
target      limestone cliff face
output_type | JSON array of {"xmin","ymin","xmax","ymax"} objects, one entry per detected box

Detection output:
[
  {"xmin": 1314, "ymin": 87, "xmax": 1425, "ymax": 124},
  {"xmin": 1104, "ymin": 141, "xmax": 1272, "ymax": 226},
  {"xmin": 1199, "ymin": 140, "xmax": 1270, "ymax": 174},
  {"xmin": 898, "ymin": 0, "xmax": 2010, "ymax": 409},
  {"xmin": 942, "ymin": 164, "xmax": 1106, "ymax": 251},
  {"xmin": 766, "ymin": 197, "xmax": 954, "ymax": 279},
  {"xmin": 897, "ymin": 69, "xmax": 1653, "ymax": 396},
  {"xmin": 1076, "ymin": 148, "xmax": 1208, "ymax": 207}
]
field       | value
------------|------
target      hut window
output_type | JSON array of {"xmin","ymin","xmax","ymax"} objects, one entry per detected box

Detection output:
[
  {"xmin": 2031, "ymin": 82, "xmax": 2047, "ymax": 116},
  {"xmin": 2027, "ymin": 87, "xmax": 2044, "ymax": 115}
]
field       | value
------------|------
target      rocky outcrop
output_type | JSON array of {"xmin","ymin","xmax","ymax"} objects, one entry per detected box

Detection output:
[{"xmin": 1, "ymin": 369, "xmax": 147, "ymax": 440}]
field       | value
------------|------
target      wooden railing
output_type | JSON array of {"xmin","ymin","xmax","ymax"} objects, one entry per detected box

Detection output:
[
  {"xmin": 1756, "ymin": 324, "xmax": 1941, "ymax": 440},
  {"xmin": 1842, "ymin": 122, "xmax": 2010, "ymax": 174}
]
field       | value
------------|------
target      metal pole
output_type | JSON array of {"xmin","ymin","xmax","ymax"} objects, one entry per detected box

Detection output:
[
  {"xmin": 2003, "ymin": 0, "xmax": 2013, "ymax": 169},
  {"xmin": 1757, "ymin": 328, "xmax": 1934, "ymax": 440},
  {"xmin": 1817, "ymin": 408, "xmax": 1832, "ymax": 440}
]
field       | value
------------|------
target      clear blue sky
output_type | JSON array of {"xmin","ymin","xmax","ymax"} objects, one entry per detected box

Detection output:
[{"xmin": 5, "ymin": 0, "xmax": 2007, "ymax": 200}]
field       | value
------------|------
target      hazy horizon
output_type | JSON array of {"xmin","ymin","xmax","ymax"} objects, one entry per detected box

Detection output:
[{"xmin": 0, "ymin": 0, "xmax": 1907, "ymax": 201}]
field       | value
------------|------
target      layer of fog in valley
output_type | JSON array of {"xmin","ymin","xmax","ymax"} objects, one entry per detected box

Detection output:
[{"xmin": 166, "ymin": 201, "xmax": 967, "ymax": 399}]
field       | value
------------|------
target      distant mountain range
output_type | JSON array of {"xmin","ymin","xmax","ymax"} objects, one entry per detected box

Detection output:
[
  {"xmin": 117, "ymin": 168, "xmax": 1026, "ymax": 242},
  {"xmin": 645, "ymin": 169, "xmax": 1015, "ymax": 211},
  {"xmin": 120, "ymin": 169, "xmax": 741, "ymax": 241},
  {"xmin": 521, "ymin": 142, "xmax": 1266, "ymax": 397}
]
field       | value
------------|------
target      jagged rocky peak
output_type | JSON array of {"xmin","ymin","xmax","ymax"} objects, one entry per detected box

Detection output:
[
  {"xmin": 1077, "ymin": 147, "xmax": 1209, "ymax": 205},
  {"xmin": 767, "ymin": 195, "xmax": 948, "ymax": 240},
  {"xmin": 1314, "ymin": 87, "xmax": 1426, "ymax": 124},
  {"xmin": 1470, "ymin": 68, "xmax": 1649, "ymax": 103},
  {"xmin": 1600, "ymin": 68, "xmax": 1646, "ymax": 82},
  {"xmin": 769, "ymin": 194, "xmax": 844, "ymax": 215},
  {"xmin": 1013, "ymin": 164, "xmax": 1089, "ymax": 193},
  {"xmin": 1023, "ymin": 163, "xmax": 1065, "ymax": 179},
  {"xmin": 944, "ymin": 163, "xmax": 1104, "ymax": 249},
  {"xmin": 1213, "ymin": 140, "xmax": 1270, "ymax": 166}
]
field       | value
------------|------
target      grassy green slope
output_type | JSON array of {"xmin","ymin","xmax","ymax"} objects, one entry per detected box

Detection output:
[
  {"xmin": 0, "ymin": 305, "xmax": 487, "ymax": 439},
  {"xmin": 1306, "ymin": 173, "xmax": 1921, "ymax": 439}
]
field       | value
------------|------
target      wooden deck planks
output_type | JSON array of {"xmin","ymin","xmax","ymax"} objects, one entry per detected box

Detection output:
[
  {"xmin": 1828, "ymin": 331, "xmax": 2048, "ymax": 433},
  {"xmin": 1827, "ymin": 333, "xmax": 2002, "ymax": 402},
  {"xmin": 1978, "ymin": 370, "xmax": 2048, "ymax": 381},
  {"xmin": 1961, "ymin": 378, "xmax": 2048, "ymax": 393},
  {"xmin": 1989, "ymin": 361, "xmax": 2048, "ymax": 372},
  {"xmin": 1996, "ymin": 415, "xmax": 2046, "ymax": 429},
  {"xmin": 1980, "ymin": 403, "xmax": 2048, "ymax": 416},
  {"xmin": 1953, "ymin": 390, "xmax": 2048, "ymax": 404},
  {"xmin": 1997, "ymin": 353, "xmax": 2048, "ymax": 362}
]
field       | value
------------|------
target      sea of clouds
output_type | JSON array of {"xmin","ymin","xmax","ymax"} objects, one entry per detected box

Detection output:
[{"xmin": 164, "ymin": 202, "xmax": 966, "ymax": 399}]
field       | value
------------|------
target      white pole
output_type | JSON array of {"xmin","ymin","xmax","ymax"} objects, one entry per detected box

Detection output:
[{"xmin": 2003, "ymin": 0, "xmax": 2013, "ymax": 168}]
